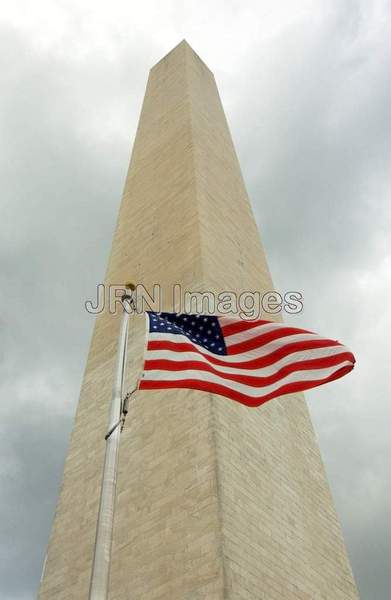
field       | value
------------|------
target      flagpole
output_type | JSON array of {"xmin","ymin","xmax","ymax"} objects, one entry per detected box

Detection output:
[{"xmin": 88, "ymin": 283, "xmax": 135, "ymax": 600}]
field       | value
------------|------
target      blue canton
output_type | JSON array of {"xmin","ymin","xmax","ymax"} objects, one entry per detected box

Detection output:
[{"xmin": 148, "ymin": 312, "xmax": 227, "ymax": 355}]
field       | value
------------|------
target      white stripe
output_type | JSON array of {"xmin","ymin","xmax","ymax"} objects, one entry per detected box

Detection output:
[
  {"xmin": 145, "ymin": 345, "xmax": 350, "ymax": 376},
  {"xmin": 216, "ymin": 315, "xmax": 238, "ymax": 325},
  {"xmin": 148, "ymin": 331, "xmax": 336, "ymax": 361},
  {"xmin": 142, "ymin": 361, "xmax": 353, "ymax": 397},
  {"xmin": 222, "ymin": 321, "xmax": 314, "ymax": 346}
]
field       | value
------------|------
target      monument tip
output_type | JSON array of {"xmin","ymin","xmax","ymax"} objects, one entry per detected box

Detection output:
[{"xmin": 151, "ymin": 39, "xmax": 212, "ymax": 74}]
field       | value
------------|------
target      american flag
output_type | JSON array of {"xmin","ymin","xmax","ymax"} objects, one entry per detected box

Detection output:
[{"xmin": 139, "ymin": 312, "xmax": 355, "ymax": 407}]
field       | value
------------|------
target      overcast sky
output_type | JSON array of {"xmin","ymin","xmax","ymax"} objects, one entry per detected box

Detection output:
[{"xmin": 1, "ymin": 1, "xmax": 390, "ymax": 598}]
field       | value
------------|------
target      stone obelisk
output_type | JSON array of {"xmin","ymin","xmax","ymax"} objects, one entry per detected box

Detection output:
[{"xmin": 39, "ymin": 41, "xmax": 358, "ymax": 599}]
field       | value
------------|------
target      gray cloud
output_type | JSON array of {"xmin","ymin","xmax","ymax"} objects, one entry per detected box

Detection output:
[{"xmin": 1, "ymin": 2, "xmax": 390, "ymax": 598}]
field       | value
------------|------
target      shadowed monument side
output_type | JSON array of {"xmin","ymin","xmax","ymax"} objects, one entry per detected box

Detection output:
[{"xmin": 38, "ymin": 41, "xmax": 358, "ymax": 600}]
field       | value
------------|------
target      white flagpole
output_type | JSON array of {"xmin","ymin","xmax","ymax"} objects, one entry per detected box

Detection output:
[{"xmin": 88, "ymin": 284, "xmax": 135, "ymax": 600}]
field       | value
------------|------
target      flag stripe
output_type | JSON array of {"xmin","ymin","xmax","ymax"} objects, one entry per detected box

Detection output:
[
  {"xmin": 220, "ymin": 318, "xmax": 271, "ymax": 337},
  {"xmin": 147, "ymin": 337, "xmax": 341, "ymax": 368},
  {"xmin": 226, "ymin": 326, "xmax": 323, "ymax": 355},
  {"xmin": 144, "ymin": 352, "xmax": 354, "ymax": 387},
  {"xmin": 222, "ymin": 320, "xmax": 301, "ymax": 345},
  {"xmin": 149, "ymin": 331, "xmax": 336, "ymax": 359},
  {"xmin": 144, "ymin": 344, "xmax": 351, "ymax": 376},
  {"xmin": 141, "ymin": 361, "xmax": 354, "ymax": 396},
  {"xmin": 140, "ymin": 364, "xmax": 353, "ymax": 407}
]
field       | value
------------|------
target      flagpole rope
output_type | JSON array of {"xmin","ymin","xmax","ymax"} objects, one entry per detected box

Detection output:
[{"xmin": 120, "ymin": 383, "xmax": 139, "ymax": 432}]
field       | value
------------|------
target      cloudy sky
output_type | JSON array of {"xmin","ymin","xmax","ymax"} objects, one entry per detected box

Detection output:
[{"xmin": 1, "ymin": 1, "xmax": 390, "ymax": 598}]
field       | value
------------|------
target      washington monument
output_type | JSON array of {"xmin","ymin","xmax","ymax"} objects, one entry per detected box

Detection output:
[{"xmin": 39, "ymin": 41, "xmax": 358, "ymax": 599}]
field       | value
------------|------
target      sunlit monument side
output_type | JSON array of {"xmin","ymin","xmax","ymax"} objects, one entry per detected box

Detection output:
[{"xmin": 38, "ymin": 41, "xmax": 358, "ymax": 599}]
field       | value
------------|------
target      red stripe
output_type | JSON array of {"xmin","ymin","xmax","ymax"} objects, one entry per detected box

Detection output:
[
  {"xmin": 226, "ymin": 326, "xmax": 320, "ymax": 354},
  {"xmin": 221, "ymin": 319, "xmax": 271, "ymax": 337},
  {"xmin": 147, "ymin": 338, "xmax": 342, "ymax": 369},
  {"xmin": 139, "ymin": 364, "xmax": 354, "ymax": 407},
  {"xmin": 144, "ymin": 352, "xmax": 355, "ymax": 387}
]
